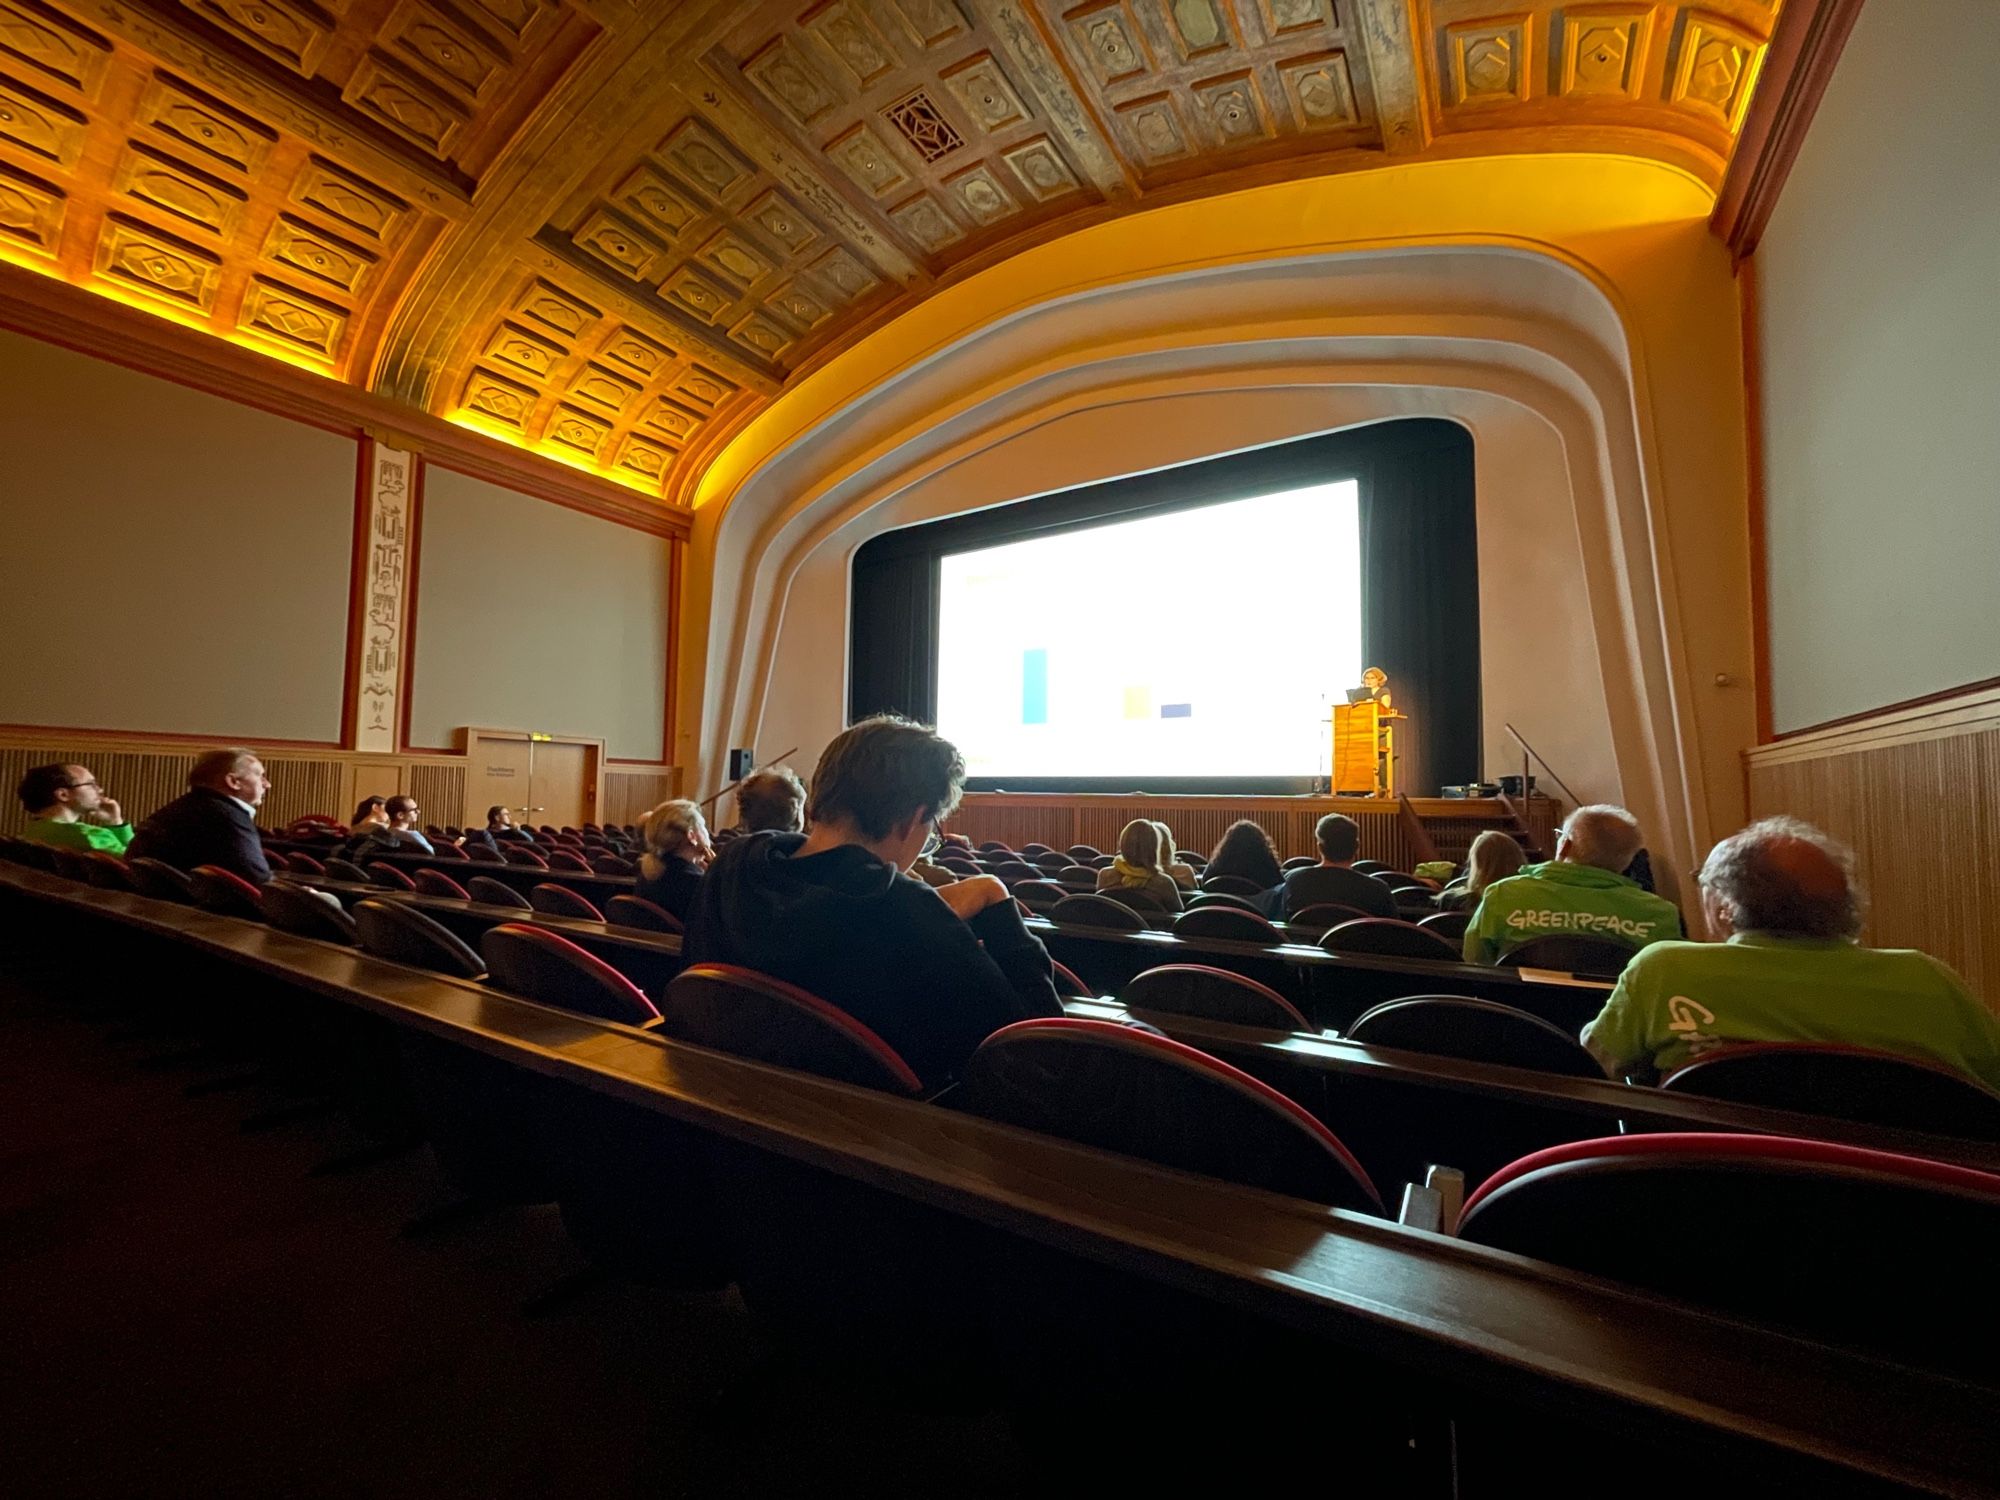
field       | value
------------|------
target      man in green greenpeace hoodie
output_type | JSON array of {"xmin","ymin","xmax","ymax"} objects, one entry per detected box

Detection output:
[
  {"xmin": 16, "ymin": 763, "xmax": 133, "ymax": 856},
  {"xmin": 1463, "ymin": 803, "xmax": 1680, "ymax": 965}
]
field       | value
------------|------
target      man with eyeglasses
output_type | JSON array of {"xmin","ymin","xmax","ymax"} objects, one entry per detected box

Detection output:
[
  {"xmin": 684, "ymin": 714, "xmax": 1062, "ymax": 1090},
  {"xmin": 16, "ymin": 764, "xmax": 134, "ymax": 856}
]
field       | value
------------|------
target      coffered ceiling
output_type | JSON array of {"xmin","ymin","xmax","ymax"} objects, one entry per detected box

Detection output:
[{"xmin": 0, "ymin": 0, "xmax": 1781, "ymax": 510}]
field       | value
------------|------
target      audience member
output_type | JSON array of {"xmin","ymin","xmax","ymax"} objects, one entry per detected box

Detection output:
[
  {"xmin": 1582, "ymin": 817, "xmax": 2000, "ymax": 1089},
  {"xmin": 1462, "ymin": 804, "xmax": 1681, "ymax": 964},
  {"xmin": 382, "ymin": 796, "xmax": 434, "ymax": 853},
  {"xmin": 1152, "ymin": 821, "xmax": 1197, "ymax": 890},
  {"xmin": 1436, "ymin": 830, "xmax": 1527, "ymax": 913},
  {"xmin": 486, "ymin": 805, "xmax": 529, "ymax": 842},
  {"xmin": 734, "ymin": 766, "xmax": 806, "ymax": 834},
  {"xmin": 635, "ymin": 798, "xmax": 712, "ymax": 922},
  {"xmin": 16, "ymin": 763, "xmax": 132, "ymax": 856},
  {"xmin": 1095, "ymin": 819, "xmax": 1185, "ymax": 911},
  {"xmin": 127, "ymin": 748, "xmax": 273, "ymax": 884},
  {"xmin": 685, "ymin": 715, "xmax": 1061, "ymax": 1090},
  {"xmin": 1278, "ymin": 814, "xmax": 1396, "ymax": 918},
  {"xmin": 349, "ymin": 797, "xmax": 389, "ymax": 838},
  {"xmin": 1204, "ymin": 819, "xmax": 1284, "ymax": 892}
]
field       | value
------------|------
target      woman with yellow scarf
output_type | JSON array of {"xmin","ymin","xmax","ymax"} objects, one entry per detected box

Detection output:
[{"xmin": 1094, "ymin": 819, "xmax": 1185, "ymax": 912}]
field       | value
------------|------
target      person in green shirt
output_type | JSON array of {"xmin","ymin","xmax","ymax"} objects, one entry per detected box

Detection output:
[
  {"xmin": 1462, "ymin": 804, "xmax": 1681, "ymax": 964},
  {"xmin": 16, "ymin": 762, "xmax": 133, "ymax": 856},
  {"xmin": 1581, "ymin": 817, "xmax": 2000, "ymax": 1090}
]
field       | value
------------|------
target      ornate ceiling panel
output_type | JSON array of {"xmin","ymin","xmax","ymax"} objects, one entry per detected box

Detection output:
[{"xmin": 0, "ymin": 0, "xmax": 1782, "ymax": 513}]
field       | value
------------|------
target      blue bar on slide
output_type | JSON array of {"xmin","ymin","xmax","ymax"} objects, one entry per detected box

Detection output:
[
  {"xmin": 1160, "ymin": 703, "xmax": 1192, "ymax": 718},
  {"xmin": 1022, "ymin": 649, "xmax": 1048, "ymax": 725}
]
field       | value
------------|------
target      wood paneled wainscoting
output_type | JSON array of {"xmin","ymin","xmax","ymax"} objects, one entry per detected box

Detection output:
[
  {"xmin": 1745, "ymin": 684, "xmax": 2000, "ymax": 1012},
  {"xmin": 0, "ymin": 730, "xmax": 679, "ymax": 836}
]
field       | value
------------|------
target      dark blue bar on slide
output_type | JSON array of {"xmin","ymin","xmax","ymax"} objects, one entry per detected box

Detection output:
[{"xmin": 1022, "ymin": 649, "xmax": 1048, "ymax": 724}]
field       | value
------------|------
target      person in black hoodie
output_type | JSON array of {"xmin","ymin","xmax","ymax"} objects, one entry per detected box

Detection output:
[{"xmin": 684, "ymin": 715, "xmax": 1062, "ymax": 1090}]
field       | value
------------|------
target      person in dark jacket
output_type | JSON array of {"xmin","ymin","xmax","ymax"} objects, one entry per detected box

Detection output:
[
  {"xmin": 684, "ymin": 715, "xmax": 1062, "ymax": 1090},
  {"xmin": 1279, "ymin": 813, "xmax": 1397, "ymax": 919},
  {"xmin": 634, "ymin": 797, "xmax": 711, "ymax": 922},
  {"xmin": 127, "ymin": 747, "xmax": 274, "ymax": 884}
]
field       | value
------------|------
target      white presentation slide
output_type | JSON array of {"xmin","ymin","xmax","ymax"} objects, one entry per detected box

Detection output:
[{"xmin": 935, "ymin": 480, "xmax": 1363, "ymax": 779}]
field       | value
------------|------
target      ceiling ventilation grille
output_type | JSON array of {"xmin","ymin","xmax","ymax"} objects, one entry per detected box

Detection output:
[{"xmin": 882, "ymin": 89, "xmax": 963, "ymax": 163}]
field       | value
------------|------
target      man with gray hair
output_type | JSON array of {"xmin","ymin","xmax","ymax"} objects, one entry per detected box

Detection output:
[
  {"xmin": 1580, "ymin": 817, "xmax": 1999, "ymax": 1087},
  {"xmin": 1462, "ymin": 803, "xmax": 1681, "ymax": 964},
  {"xmin": 126, "ymin": 747, "xmax": 274, "ymax": 885}
]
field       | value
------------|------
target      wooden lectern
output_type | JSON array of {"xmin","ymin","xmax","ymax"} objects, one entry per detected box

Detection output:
[{"xmin": 1331, "ymin": 697, "xmax": 1405, "ymax": 797}]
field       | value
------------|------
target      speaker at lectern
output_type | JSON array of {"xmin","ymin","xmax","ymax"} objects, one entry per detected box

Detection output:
[{"xmin": 1329, "ymin": 668, "xmax": 1405, "ymax": 797}]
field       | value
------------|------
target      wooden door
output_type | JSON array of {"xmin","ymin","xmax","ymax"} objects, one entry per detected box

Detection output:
[
  {"xmin": 466, "ymin": 735, "xmax": 534, "ymax": 828},
  {"xmin": 528, "ymin": 740, "xmax": 593, "ymax": 829}
]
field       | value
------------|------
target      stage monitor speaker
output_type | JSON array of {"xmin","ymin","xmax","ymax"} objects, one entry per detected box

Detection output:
[{"xmin": 728, "ymin": 748, "xmax": 756, "ymax": 781}]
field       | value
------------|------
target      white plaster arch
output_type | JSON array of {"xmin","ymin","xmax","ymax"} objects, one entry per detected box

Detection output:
[{"xmin": 685, "ymin": 243, "xmax": 1713, "ymax": 876}]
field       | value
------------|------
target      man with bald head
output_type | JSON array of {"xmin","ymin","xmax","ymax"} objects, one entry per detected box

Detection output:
[
  {"xmin": 127, "ymin": 747, "xmax": 274, "ymax": 885},
  {"xmin": 1462, "ymin": 803, "xmax": 1681, "ymax": 964},
  {"xmin": 1581, "ymin": 818, "xmax": 1999, "ymax": 1088}
]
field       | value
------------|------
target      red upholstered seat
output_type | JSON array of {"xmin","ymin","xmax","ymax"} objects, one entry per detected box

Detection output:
[
  {"xmin": 603, "ymin": 894, "xmax": 683, "ymax": 934},
  {"xmin": 1457, "ymin": 1133, "xmax": 2000, "ymax": 1380},
  {"xmin": 960, "ymin": 1018, "xmax": 1380, "ymax": 1211},
  {"xmin": 659, "ymin": 964, "xmax": 923, "ymax": 1095},
  {"xmin": 464, "ymin": 843, "xmax": 504, "ymax": 863},
  {"xmin": 1345, "ymin": 995, "xmax": 1600, "ymax": 1078},
  {"xmin": 429, "ymin": 841, "xmax": 468, "ymax": 860},
  {"xmin": 284, "ymin": 852, "xmax": 325, "ymax": 875},
  {"xmin": 501, "ymin": 845, "xmax": 550, "ymax": 869},
  {"xmin": 1049, "ymin": 960, "xmax": 1090, "ymax": 999},
  {"xmin": 352, "ymin": 898, "xmax": 483, "ymax": 978},
  {"xmin": 481, "ymin": 924, "xmax": 658, "ymax": 1026},
  {"xmin": 412, "ymin": 869, "xmax": 471, "ymax": 900},
  {"xmin": 190, "ymin": 864, "xmax": 265, "ymax": 919},
  {"xmin": 128, "ymin": 858, "xmax": 195, "ymax": 903},
  {"xmin": 1122, "ymin": 964, "xmax": 1308, "ymax": 1031},
  {"xmin": 546, "ymin": 849, "xmax": 593, "ymax": 872},
  {"xmin": 262, "ymin": 879, "xmax": 357, "ymax": 944},
  {"xmin": 83, "ymin": 852, "xmax": 138, "ymax": 892},
  {"xmin": 1660, "ymin": 1042, "xmax": 2000, "ymax": 1140},
  {"xmin": 465, "ymin": 875, "xmax": 532, "ymax": 909},
  {"xmin": 1048, "ymin": 893, "xmax": 1147, "ymax": 932},
  {"xmin": 1171, "ymin": 905, "xmax": 1284, "ymax": 946},
  {"xmin": 366, "ymin": 861, "xmax": 417, "ymax": 891},
  {"xmin": 1319, "ymin": 917, "xmax": 1459, "ymax": 961},
  {"xmin": 528, "ymin": 883, "xmax": 604, "ymax": 921},
  {"xmin": 1285, "ymin": 901, "xmax": 1372, "ymax": 939},
  {"xmin": 1496, "ymin": 934, "xmax": 1635, "ymax": 977}
]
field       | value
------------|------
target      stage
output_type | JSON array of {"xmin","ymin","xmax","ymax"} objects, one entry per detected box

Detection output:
[{"xmin": 950, "ymin": 792, "xmax": 1559, "ymax": 869}]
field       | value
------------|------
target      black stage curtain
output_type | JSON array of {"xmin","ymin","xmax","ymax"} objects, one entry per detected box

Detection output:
[{"xmin": 848, "ymin": 419, "xmax": 1478, "ymax": 795}]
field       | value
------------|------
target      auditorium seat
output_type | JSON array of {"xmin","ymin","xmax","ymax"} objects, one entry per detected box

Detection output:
[
  {"xmin": 324, "ymin": 857, "xmax": 372, "ymax": 883},
  {"xmin": 939, "ymin": 856, "xmax": 982, "ymax": 878},
  {"xmin": 262, "ymin": 880, "xmax": 358, "ymax": 944},
  {"xmin": 429, "ymin": 842, "xmax": 468, "ymax": 861},
  {"xmin": 1032, "ymin": 851, "xmax": 1077, "ymax": 873},
  {"xmin": 461, "ymin": 875, "xmax": 530, "ymax": 909},
  {"xmin": 1095, "ymin": 886, "xmax": 1167, "ymax": 924},
  {"xmin": 1456, "ymin": 1134, "xmax": 2000, "ymax": 1381},
  {"xmin": 50, "ymin": 847, "xmax": 95, "ymax": 883},
  {"xmin": 1088, "ymin": 854, "xmax": 1117, "ymax": 869},
  {"xmin": 1352, "ymin": 860, "xmax": 1390, "ymax": 874},
  {"xmin": 1372, "ymin": 870, "xmax": 1430, "ymax": 892},
  {"xmin": 1320, "ymin": 918, "xmax": 1460, "ymax": 962},
  {"xmin": 1021, "ymin": 842, "xmax": 1053, "ymax": 857},
  {"xmin": 1286, "ymin": 901, "xmax": 1371, "ymax": 939},
  {"xmin": 366, "ymin": 861, "xmax": 418, "ymax": 891},
  {"xmin": 190, "ymin": 865, "xmax": 265, "ymax": 919},
  {"xmin": 501, "ymin": 845, "xmax": 550, "ymax": 869},
  {"xmin": 1011, "ymin": 879, "xmax": 1067, "ymax": 913},
  {"xmin": 1281, "ymin": 856, "xmax": 1316, "ymax": 872},
  {"xmin": 11, "ymin": 840, "xmax": 57, "ymax": 871},
  {"xmin": 1498, "ymin": 935, "xmax": 1637, "ymax": 977},
  {"xmin": 481, "ymin": 925, "xmax": 659, "ymax": 1026},
  {"xmin": 352, "ymin": 898, "xmax": 483, "ymax": 979},
  {"xmin": 992, "ymin": 860, "xmax": 1040, "ymax": 885},
  {"xmin": 1183, "ymin": 891, "xmax": 1265, "ymax": 916},
  {"xmin": 412, "ymin": 869, "xmax": 471, "ymax": 900},
  {"xmin": 1122, "ymin": 964, "xmax": 1309, "ymax": 1031},
  {"xmin": 546, "ymin": 849, "xmax": 593, "ymax": 873},
  {"xmin": 590, "ymin": 855, "xmax": 636, "ymax": 876},
  {"xmin": 1660, "ymin": 1043, "xmax": 2000, "ymax": 1140},
  {"xmin": 128, "ymin": 857, "xmax": 195, "ymax": 903},
  {"xmin": 960, "ymin": 1018, "xmax": 1380, "ymax": 1211},
  {"xmin": 528, "ymin": 883, "xmax": 605, "ymax": 921},
  {"xmin": 464, "ymin": 843, "xmax": 504, "ymax": 863},
  {"xmin": 1065, "ymin": 845, "xmax": 1101, "ymax": 861},
  {"xmin": 1050, "ymin": 960, "xmax": 1091, "ymax": 999},
  {"xmin": 1392, "ymin": 886, "xmax": 1438, "ymax": 914},
  {"xmin": 1049, "ymin": 893, "xmax": 1148, "ymax": 932},
  {"xmin": 1345, "ymin": 996, "xmax": 1602, "ymax": 1078},
  {"xmin": 1199, "ymin": 874, "xmax": 1267, "ymax": 897},
  {"xmin": 264, "ymin": 850, "xmax": 293, "ymax": 873},
  {"xmin": 660, "ymin": 964, "xmax": 923, "ymax": 1095},
  {"xmin": 977, "ymin": 841, "xmax": 1011, "ymax": 854},
  {"xmin": 603, "ymin": 894, "xmax": 683, "ymax": 934},
  {"xmin": 1055, "ymin": 866, "xmax": 1097, "ymax": 891},
  {"xmin": 1418, "ymin": 910, "xmax": 1471, "ymax": 941},
  {"xmin": 1172, "ymin": 905, "xmax": 1284, "ymax": 946},
  {"xmin": 285, "ymin": 852, "xmax": 325, "ymax": 875},
  {"xmin": 83, "ymin": 853, "xmax": 138, "ymax": 892}
]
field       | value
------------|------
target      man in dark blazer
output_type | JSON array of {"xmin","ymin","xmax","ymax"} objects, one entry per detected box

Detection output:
[
  {"xmin": 127, "ymin": 747, "xmax": 274, "ymax": 884},
  {"xmin": 1277, "ymin": 813, "xmax": 1397, "ymax": 919}
]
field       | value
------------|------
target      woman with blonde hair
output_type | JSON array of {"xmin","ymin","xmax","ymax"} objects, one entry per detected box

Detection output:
[
  {"xmin": 1153, "ymin": 820, "xmax": 1197, "ymax": 890},
  {"xmin": 1437, "ymin": 829, "xmax": 1527, "ymax": 912},
  {"xmin": 635, "ymin": 797, "xmax": 713, "ymax": 922},
  {"xmin": 1095, "ymin": 818, "xmax": 1184, "ymax": 912}
]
